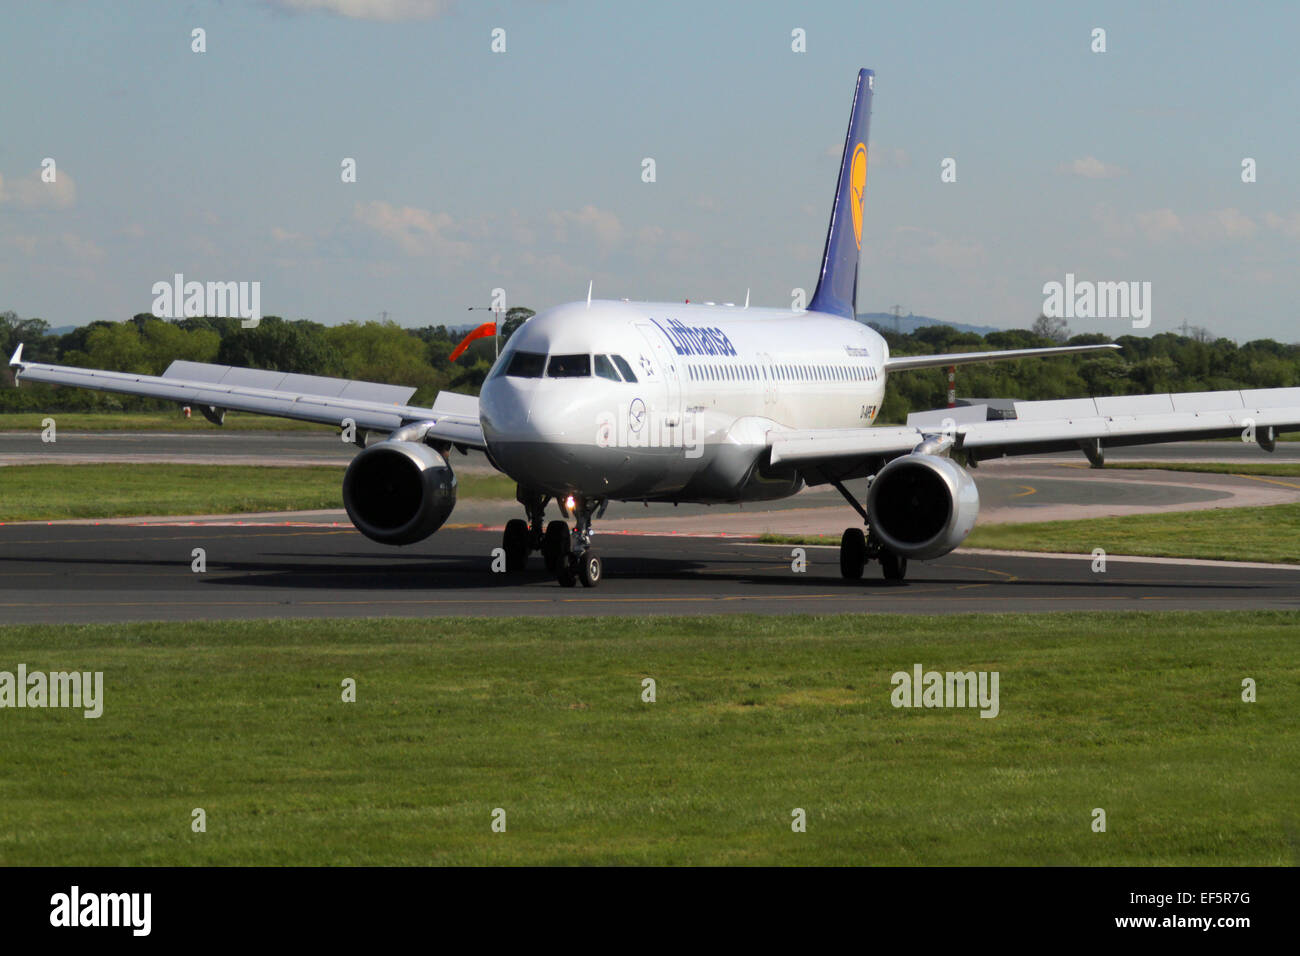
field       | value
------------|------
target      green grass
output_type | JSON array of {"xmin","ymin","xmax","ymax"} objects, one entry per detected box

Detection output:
[
  {"xmin": 1105, "ymin": 461, "xmax": 1300, "ymax": 478},
  {"xmin": 0, "ymin": 612, "xmax": 1294, "ymax": 865},
  {"xmin": 0, "ymin": 411, "xmax": 330, "ymax": 431},
  {"xmin": 963, "ymin": 503, "xmax": 1300, "ymax": 563},
  {"xmin": 0, "ymin": 464, "xmax": 516, "ymax": 521},
  {"xmin": 762, "ymin": 503, "xmax": 1300, "ymax": 564}
]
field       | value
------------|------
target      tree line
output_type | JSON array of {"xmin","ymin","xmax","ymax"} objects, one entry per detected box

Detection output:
[
  {"xmin": 872, "ymin": 320, "xmax": 1298, "ymax": 422},
  {"xmin": 0, "ymin": 309, "xmax": 534, "ymax": 413},
  {"xmin": 1, "ymin": 308, "xmax": 1295, "ymax": 422}
]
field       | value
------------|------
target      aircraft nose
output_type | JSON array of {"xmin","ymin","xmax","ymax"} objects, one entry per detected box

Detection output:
[{"xmin": 479, "ymin": 376, "xmax": 532, "ymax": 438}]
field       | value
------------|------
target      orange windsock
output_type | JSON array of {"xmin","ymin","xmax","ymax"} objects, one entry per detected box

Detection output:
[{"xmin": 449, "ymin": 321, "xmax": 496, "ymax": 362}]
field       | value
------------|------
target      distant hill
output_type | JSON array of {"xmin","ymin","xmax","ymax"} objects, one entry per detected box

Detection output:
[{"xmin": 857, "ymin": 312, "xmax": 1003, "ymax": 337}]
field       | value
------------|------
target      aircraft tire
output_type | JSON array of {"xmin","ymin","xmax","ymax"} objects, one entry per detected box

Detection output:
[
  {"xmin": 543, "ymin": 520, "xmax": 570, "ymax": 573},
  {"xmin": 503, "ymin": 519, "xmax": 530, "ymax": 572},
  {"xmin": 840, "ymin": 528, "xmax": 866, "ymax": 579}
]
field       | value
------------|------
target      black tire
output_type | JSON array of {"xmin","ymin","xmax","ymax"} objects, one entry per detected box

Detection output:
[
  {"xmin": 881, "ymin": 551, "xmax": 908, "ymax": 582},
  {"xmin": 503, "ymin": 518, "xmax": 529, "ymax": 573},
  {"xmin": 558, "ymin": 552, "xmax": 579, "ymax": 587},
  {"xmin": 543, "ymin": 520, "xmax": 570, "ymax": 573},
  {"xmin": 839, "ymin": 528, "xmax": 866, "ymax": 579},
  {"xmin": 578, "ymin": 551, "xmax": 602, "ymax": 588}
]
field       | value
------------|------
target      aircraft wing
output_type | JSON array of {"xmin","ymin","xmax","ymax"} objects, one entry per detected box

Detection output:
[
  {"xmin": 768, "ymin": 387, "xmax": 1300, "ymax": 476},
  {"xmin": 7, "ymin": 344, "xmax": 485, "ymax": 450},
  {"xmin": 884, "ymin": 343, "xmax": 1119, "ymax": 371}
]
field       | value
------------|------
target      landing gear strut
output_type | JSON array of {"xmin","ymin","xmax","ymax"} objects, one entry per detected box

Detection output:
[
  {"xmin": 831, "ymin": 478, "xmax": 908, "ymax": 583},
  {"xmin": 507, "ymin": 487, "xmax": 607, "ymax": 587},
  {"xmin": 554, "ymin": 494, "xmax": 606, "ymax": 588}
]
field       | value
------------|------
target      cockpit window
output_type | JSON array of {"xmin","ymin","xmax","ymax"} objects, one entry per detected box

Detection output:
[
  {"xmin": 594, "ymin": 354, "xmax": 621, "ymax": 381},
  {"xmin": 611, "ymin": 354, "xmax": 637, "ymax": 383},
  {"xmin": 547, "ymin": 353, "xmax": 591, "ymax": 378},
  {"xmin": 504, "ymin": 350, "xmax": 546, "ymax": 378}
]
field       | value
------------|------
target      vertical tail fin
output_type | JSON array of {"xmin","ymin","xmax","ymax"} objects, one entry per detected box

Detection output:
[{"xmin": 808, "ymin": 69, "xmax": 874, "ymax": 319}]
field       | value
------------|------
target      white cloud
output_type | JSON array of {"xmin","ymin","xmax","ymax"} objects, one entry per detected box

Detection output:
[
  {"xmin": 1096, "ymin": 205, "xmax": 1259, "ymax": 243},
  {"xmin": 266, "ymin": 0, "xmax": 455, "ymax": 21},
  {"xmin": 1207, "ymin": 207, "xmax": 1255, "ymax": 240},
  {"xmin": 549, "ymin": 205, "xmax": 623, "ymax": 245},
  {"xmin": 886, "ymin": 226, "xmax": 985, "ymax": 270},
  {"xmin": 1, "ymin": 232, "xmax": 102, "ymax": 261},
  {"xmin": 1057, "ymin": 156, "xmax": 1126, "ymax": 179},
  {"xmin": 0, "ymin": 168, "xmax": 77, "ymax": 209},
  {"xmin": 1135, "ymin": 208, "xmax": 1183, "ymax": 241},
  {"xmin": 353, "ymin": 200, "xmax": 471, "ymax": 257},
  {"xmin": 1263, "ymin": 211, "xmax": 1300, "ymax": 239}
]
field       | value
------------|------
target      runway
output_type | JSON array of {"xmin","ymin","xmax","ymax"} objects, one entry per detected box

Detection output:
[{"xmin": 1, "ymin": 524, "xmax": 1296, "ymax": 624}]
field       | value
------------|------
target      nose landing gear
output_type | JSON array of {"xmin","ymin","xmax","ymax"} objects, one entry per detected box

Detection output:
[
  {"xmin": 502, "ymin": 486, "xmax": 607, "ymax": 587},
  {"xmin": 554, "ymin": 494, "xmax": 605, "ymax": 588}
]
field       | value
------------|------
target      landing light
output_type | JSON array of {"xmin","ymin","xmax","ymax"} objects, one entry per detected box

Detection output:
[{"xmin": 565, "ymin": 494, "xmax": 576, "ymax": 512}]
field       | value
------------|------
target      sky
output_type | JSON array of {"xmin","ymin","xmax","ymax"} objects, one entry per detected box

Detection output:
[{"xmin": 2, "ymin": 0, "xmax": 1298, "ymax": 341}]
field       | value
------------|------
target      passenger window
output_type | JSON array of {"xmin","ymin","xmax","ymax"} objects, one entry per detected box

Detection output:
[
  {"xmin": 594, "ymin": 354, "xmax": 621, "ymax": 381},
  {"xmin": 547, "ymin": 353, "xmax": 591, "ymax": 378},
  {"xmin": 611, "ymin": 354, "xmax": 638, "ymax": 383},
  {"xmin": 505, "ymin": 350, "xmax": 546, "ymax": 378}
]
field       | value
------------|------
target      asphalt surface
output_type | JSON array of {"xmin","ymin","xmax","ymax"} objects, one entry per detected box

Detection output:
[
  {"xmin": 2, "ymin": 434, "xmax": 1296, "ymax": 624},
  {"xmin": 1, "ymin": 524, "xmax": 1296, "ymax": 624}
]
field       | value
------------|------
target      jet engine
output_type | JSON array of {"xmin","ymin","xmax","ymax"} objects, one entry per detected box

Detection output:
[
  {"xmin": 342, "ymin": 440, "xmax": 457, "ymax": 545},
  {"xmin": 866, "ymin": 453, "xmax": 979, "ymax": 560}
]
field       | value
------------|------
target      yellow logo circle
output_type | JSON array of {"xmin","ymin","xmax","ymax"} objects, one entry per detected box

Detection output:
[{"xmin": 850, "ymin": 143, "xmax": 867, "ymax": 250}]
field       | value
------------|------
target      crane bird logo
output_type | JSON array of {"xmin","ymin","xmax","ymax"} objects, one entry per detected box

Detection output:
[{"xmin": 850, "ymin": 142, "xmax": 867, "ymax": 251}]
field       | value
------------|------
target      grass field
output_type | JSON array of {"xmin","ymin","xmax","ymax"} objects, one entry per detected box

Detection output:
[
  {"xmin": 762, "ymin": 502, "xmax": 1300, "ymax": 564},
  {"xmin": 962, "ymin": 503, "xmax": 1300, "ymax": 564},
  {"xmin": 1105, "ymin": 461, "xmax": 1300, "ymax": 478},
  {"xmin": 0, "ymin": 464, "xmax": 516, "ymax": 521},
  {"xmin": 0, "ymin": 412, "xmax": 329, "ymax": 432},
  {"xmin": 0, "ymin": 612, "xmax": 1294, "ymax": 865}
]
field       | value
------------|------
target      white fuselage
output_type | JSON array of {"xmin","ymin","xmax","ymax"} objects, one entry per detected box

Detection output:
[{"xmin": 479, "ymin": 299, "xmax": 890, "ymax": 502}]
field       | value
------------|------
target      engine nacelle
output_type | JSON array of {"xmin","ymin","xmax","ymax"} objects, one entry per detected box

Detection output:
[
  {"xmin": 867, "ymin": 453, "xmax": 979, "ymax": 560},
  {"xmin": 342, "ymin": 440, "xmax": 457, "ymax": 545}
]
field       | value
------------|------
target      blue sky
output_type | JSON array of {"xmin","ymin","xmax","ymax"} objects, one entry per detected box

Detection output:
[{"xmin": 2, "ymin": 0, "xmax": 1297, "ymax": 340}]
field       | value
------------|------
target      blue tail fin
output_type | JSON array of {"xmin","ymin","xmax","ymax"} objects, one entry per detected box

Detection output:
[{"xmin": 808, "ymin": 69, "xmax": 874, "ymax": 319}]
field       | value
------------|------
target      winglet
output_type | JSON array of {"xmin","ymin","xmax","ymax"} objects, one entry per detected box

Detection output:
[{"xmin": 8, "ymin": 343, "xmax": 22, "ymax": 367}]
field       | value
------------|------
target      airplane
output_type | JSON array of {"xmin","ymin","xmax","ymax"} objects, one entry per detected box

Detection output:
[{"xmin": 9, "ymin": 69, "xmax": 1300, "ymax": 588}]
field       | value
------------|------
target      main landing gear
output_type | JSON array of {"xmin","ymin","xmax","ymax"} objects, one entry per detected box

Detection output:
[
  {"xmin": 500, "ymin": 487, "xmax": 606, "ymax": 587},
  {"xmin": 831, "ymin": 479, "xmax": 908, "ymax": 583}
]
